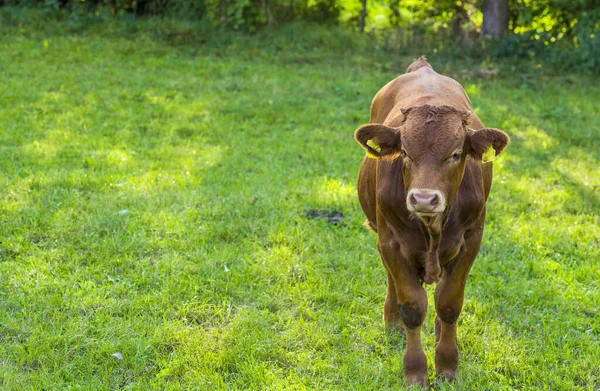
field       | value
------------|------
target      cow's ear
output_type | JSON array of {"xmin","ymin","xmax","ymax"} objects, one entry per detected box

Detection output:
[
  {"xmin": 354, "ymin": 124, "xmax": 402, "ymax": 159},
  {"xmin": 466, "ymin": 128, "xmax": 510, "ymax": 161}
]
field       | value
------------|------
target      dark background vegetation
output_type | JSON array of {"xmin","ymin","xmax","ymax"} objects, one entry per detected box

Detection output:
[{"xmin": 1, "ymin": 0, "xmax": 598, "ymax": 73}]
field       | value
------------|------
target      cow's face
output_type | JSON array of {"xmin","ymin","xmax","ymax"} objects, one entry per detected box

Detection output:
[
  {"xmin": 355, "ymin": 105, "xmax": 509, "ymax": 224},
  {"xmin": 399, "ymin": 106, "xmax": 471, "ymax": 219}
]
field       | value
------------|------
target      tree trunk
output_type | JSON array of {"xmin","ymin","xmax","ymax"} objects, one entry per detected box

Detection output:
[
  {"xmin": 264, "ymin": 0, "xmax": 273, "ymax": 26},
  {"xmin": 452, "ymin": 2, "xmax": 468, "ymax": 47},
  {"xmin": 481, "ymin": 0, "xmax": 508, "ymax": 40},
  {"xmin": 359, "ymin": 0, "xmax": 367, "ymax": 33},
  {"xmin": 389, "ymin": 0, "xmax": 401, "ymax": 26}
]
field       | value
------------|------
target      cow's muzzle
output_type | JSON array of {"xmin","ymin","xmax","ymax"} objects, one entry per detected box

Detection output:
[{"xmin": 406, "ymin": 189, "xmax": 445, "ymax": 216}]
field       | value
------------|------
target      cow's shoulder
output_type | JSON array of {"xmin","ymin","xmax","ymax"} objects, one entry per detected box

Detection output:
[
  {"xmin": 454, "ymin": 159, "xmax": 487, "ymax": 224},
  {"xmin": 375, "ymin": 158, "xmax": 405, "ymax": 210}
]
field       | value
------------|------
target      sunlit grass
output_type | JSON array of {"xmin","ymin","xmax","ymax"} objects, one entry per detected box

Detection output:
[{"xmin": 0, "ymin": 10, "xmax": 598, "ymax": 390}]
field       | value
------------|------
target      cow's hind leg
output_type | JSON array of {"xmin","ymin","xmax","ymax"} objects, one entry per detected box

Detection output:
[
  {"xmin": 383, "ymin": 273, "xmax": 403, "ymax": 328},
  {"xmin": 379, "ymin": 241, "xmax": 429, "ymax": 387}
]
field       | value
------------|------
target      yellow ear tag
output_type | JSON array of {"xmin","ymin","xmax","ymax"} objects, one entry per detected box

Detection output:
[
  {"xmin": 366, "ymin": 139, "xmax": 381, "ymax": 153},
  {"xmin": 482, "ymin": 145, "xmax": 496, "ymax": 163}
]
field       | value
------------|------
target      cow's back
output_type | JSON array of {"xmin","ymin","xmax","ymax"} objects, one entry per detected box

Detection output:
[{"xmin": 370, "ymin": 65, "xmax": 483, "ymax": 130}]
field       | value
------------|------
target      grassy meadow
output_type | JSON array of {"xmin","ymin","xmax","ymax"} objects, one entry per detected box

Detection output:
[{"xmin": 0, "ymin": 10, "xmax": 598, "ymax": 390}]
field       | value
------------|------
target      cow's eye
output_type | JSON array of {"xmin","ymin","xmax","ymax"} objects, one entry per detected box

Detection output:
[
  {"xmin": 400, "ymin": 149, "xmax": 407, "ymax": 158},
  {"xmin": 449, "ymin": 151, "xmax": 462, "ymax": 163}
]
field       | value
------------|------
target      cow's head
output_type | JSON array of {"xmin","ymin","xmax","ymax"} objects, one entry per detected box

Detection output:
[{"xmin": 355, "ymin": 105, "xmax": 509, "ymax": 223}]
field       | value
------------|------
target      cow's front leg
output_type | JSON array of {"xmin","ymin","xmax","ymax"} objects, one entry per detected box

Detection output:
[
  {"xmin": 379, "ymin": 240, "xmax": 428, "ymax": 387},
  {"xmin": 433, "ymin": 228, "xmax": 481, "ymax": 380},
  {"xmin": 433, "ymin": 277, "xmax": 461, "ymax": 381}
]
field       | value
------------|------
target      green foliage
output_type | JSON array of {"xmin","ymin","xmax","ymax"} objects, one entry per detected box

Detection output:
[
  {"xmin": 2, "ymin": 0, "xmax": 207, "ymax": 18},
  {"xmin": 2, "ymin": 0, "xmax": 340, "ymax": 30},
  {"xmin": 1, "ymin": 0, "xmax": 599, "ymax": 72},
  {"xmin": 495, "ymin": 2, "xmax": 599, "ymax": 73},
  {"xmin": 509, "ymin": 0, "xmax": 597, "ymax": 34},
  {"xmin": 492, "ymin": 29, "xmax": 599, "ymax": 73},
  {"xmin": 0, "ymin": 12, "xmax": 599, "ymax": 390},
  {"xmin": 204, "ymin": 0, "xmax": 340, "ymax": 31}
]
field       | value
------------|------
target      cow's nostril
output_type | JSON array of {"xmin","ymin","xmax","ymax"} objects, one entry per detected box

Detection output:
[
  {"xmin": 409, "ymin": 194, "xmax": 417, "ymax": 206},
  {"xmin": 409, "ymin": 190, "xmax": 443, "ymax": 211}
]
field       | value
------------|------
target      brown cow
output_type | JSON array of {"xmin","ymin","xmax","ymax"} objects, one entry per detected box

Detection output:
[{"xmin": 354, "ymin": 57, "xmax": 509, "ymax": 386}]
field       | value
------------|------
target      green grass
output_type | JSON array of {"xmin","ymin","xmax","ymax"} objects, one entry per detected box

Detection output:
[{"xmin": 0, "ymin": 9, "xmax": 599, "ymax": 390}]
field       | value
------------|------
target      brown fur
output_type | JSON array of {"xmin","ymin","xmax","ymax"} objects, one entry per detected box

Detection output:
[{"xmin": 354, "ymin": 57, "xmax": 509, "ymax": 387}]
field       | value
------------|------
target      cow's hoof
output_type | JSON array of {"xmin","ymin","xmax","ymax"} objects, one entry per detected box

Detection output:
[
  {"xmin": 405, "ymin": 373, "xmax": 429, "ymax": 388},
  {"xmin": 404, "ymin": 349, "xmax": 428, "ymax": 388},
  {"xmin": 436, "ymin": 369, "xmax": 457, "ymax": 382},
  {"xmin": 435, "ymin": 342, "xmax": 458, "ymax": 381}
]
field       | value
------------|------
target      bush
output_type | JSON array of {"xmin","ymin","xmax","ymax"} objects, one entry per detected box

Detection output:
[
  {"xmin": 493, "ymin": 8, "xmax": 599, "ymax": 74},
  {"xmin": 203, "ymin": 0, "xmax": 340, "ymax": 31},
  {"xmin": 1, "ymin": 0, "xmax": 598, "ymax": 73},
  {"xmin": 0, "ymin": 0, "xmax": 341, "ymax": 30}
]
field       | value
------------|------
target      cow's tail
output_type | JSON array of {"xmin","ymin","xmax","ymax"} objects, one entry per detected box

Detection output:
[{"xmin": 406, "ymin": 56, "xmax": 432, "ymax": 73}]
